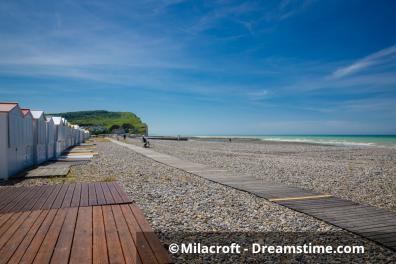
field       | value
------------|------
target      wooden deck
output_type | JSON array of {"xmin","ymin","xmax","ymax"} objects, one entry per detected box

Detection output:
[
  {"xmin": 21, "ymin": 144, "xmax": 95, "ymax": 178},
  {"xmin": 112, "ymin": 139, "xmax": 396, "ymax": 252},
  {"xmin": 0, "ymin": 182, "xmax": 131, "ymax": 214},
  {"xmin": 0, "ymin": 183, "xmax": 171, "ymax": 264}
]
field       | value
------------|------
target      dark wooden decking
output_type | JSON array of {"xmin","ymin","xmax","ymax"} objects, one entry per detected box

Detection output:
[
  {"xmin": 0, "ymin": 182, "xmax": 131, "ymax": 214},
  {"xmin": 112, "ymin": 139, "xmax": 396, "ymax": 252},
  {"xmin": 0, "ymin": 183, "xmax": 171, "ymax": 264}
]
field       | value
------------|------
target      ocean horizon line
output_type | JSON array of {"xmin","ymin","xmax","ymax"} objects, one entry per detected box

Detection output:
[{"xmin": 147, "ymin": 134, "xmax": 396, "ymax": 147}]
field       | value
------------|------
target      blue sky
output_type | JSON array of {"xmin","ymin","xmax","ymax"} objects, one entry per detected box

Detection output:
[{"xmin": 0, "ymin": 0, "xmax": 396, "ymax": 135}]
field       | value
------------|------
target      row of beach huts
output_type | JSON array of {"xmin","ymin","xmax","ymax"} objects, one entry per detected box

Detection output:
[{"xmin": 0, "ymin": 102, "xmax": 90, "ymax": 180}]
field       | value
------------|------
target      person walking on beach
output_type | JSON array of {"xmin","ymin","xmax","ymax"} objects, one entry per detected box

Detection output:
[
  {"xmin": 142, "ymin": 136, "xmax": 150, "ymax": 148},
  {"xmin": 123, "ymin": 134, "xmax": 126, "ymax": 140}
]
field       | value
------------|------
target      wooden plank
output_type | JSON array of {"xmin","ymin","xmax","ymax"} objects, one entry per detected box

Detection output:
[
  {"xmin": 128, "ymin": 204, "xmax": 171, "ymax": 264},
  {"xmin": 92, "ymin": 206, "xmax": 109, "ymax": 264},
  {"xmin": 42, "ymin": 185, "xmax": 63, "ymax": 210},
  {"xmin": 107, "ymin": 182, "xmax": 123, "ymax": 204},
  {"xmin": 101, "ymin": 182, "xmax": 115, "ymax": 204},
  {"xmin": 351, "ymin": 225, "xmax": 396, "ymax": 233},
  {"xmin": 102, "ymin": 205, "xmax": 125, "ymax": 264},
  {"xmin": 11, "ymin": 187, "xmax": 40, "ymax": 213},
  {"xmin": 0, "ymin": 187, "xmax": 20, "ymax": 209},
  {"xmin": 375, "ymin": 235, "xmax": 396, "ymax": 243},
  {"xmin": 70, "ymin": 183, "xmax": 82, "ymax": 207},
  {"xmin": 292, "ymin": 205, "xmax": 364, "ymax": 215},
  {"xmin": 79, "ymin": 183, "xmax": 89, "ymax": 207},
  {"xmin": 328, "ymin": 215, "xmax": 396, "ymax": 224},
  {"xmin": 311, "ymin": 212, "xmax": 396, "ymax": 224},
  {"xmin": 0, "ymin": 213, "xmax": 14, "ymax": 231},
  {"xmin": 269, "ymin": 194, "xmax": 332, "ymax": 202},
  {"xmin": 52, "ymin": 184, "xmax": 69, "ymax": 209},
  {"xmin": 61, "ymin": 184, "xmax": 76, "ymax": 208},
  {"xmin": 280, "ymin": 200, "xmax": 357, "ymax": 209},
  {"xmin": 0, "ymin": 187, "xmax": 13, "ymax": 204},
  {"xmin": 94, "ymin": 182, "xmax": 107, "ymax": 205},
  {"xmin": 278, "ymin": 197, "xmax": 351, "ymax": 206},
  {"xmin": 285, "ymin": 204, "xmax": 364, "ymax": 214},
  {"xmin": 31, "ymin": 185, "xmax": 58, "ymax": 211},
  {"xmin": 10, "ymin": 186, "xmax": 39, "ymax": 212},
  {"xmin": 0, "ymin": 210, "xmax": 42, "ymax": 264},
  {"xmin": 366, "ymin": 232, "xmax": 396, "ymax": 240},
  {"xmin": 113, "ymin": 183, "xmax": 131, "ymax": 203},
  {"xmin": 70, "ymin": 206, "xmax": 93, "ymax": 264},
  {"xmin": 18, "ymin": 209, "xmax": 58, "ymax": 264},
  {"xmin": 23, "ymin": 186, "xmax": 51, "ymax": 211},
  {"xmin": 0, "ymin": 212, "xmax": 25, "ymax": 237},
  {"xmin": 1, "ymin": 187, "xmax": 34, "ymax": 213},
  {"xmin": 302, "ymin": 205, "xmax": 386, "ymax": 215},
  {"xmin": 120, "ymin": 204, "xmax": 159, "ymax": 264},
  {"xmin": 33, "ymin": 209, "xmax": 67, "ymax": 264},
  {"xmin": 51, "ymin": 207, "xmax": 78, "ymax": 264},
  {"xmin": 0, "ymin": 210, "xmax": 32, "ymax": 249},
  {"xmin": 111, "ymin": 205, "xmax": 143, "ymax": 264},
  {"xmin": 88, "ymin": 183, "xmax": 98, "ymax": 206},
  {"xmin": 334, "ymin": 219, "xmax": 396, "ymax": 227},
  {"xmin": 6, "ymin": 210, "xmax": 49, "ymax": 264}
]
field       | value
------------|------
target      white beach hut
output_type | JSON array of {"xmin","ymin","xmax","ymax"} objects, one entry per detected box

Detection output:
[
  {"xmin": 72, "ymin": 125, "xmax": 81, "ymax": 145},
  {"xmin": 0, "ymin": 103, "xmax": 24, "ymax": 179},
  {"xmin": 84, "ymin": 130, "xmax": 90, "ymax": 141},
  {"xmin": 21, "ymin": 109, "xmax": 34, "ymax": 169},
  {"xmin": 46, "ymin": 117, "xmax": 56, "ymax": 160},
  {"xmin": 79, "ymin": 128, "xmax": 84, "ymax": 144},
  {"xmin": 31, "ymin": 110, "xmax": 47, "ymax": 165},
  {"xmin": 52, "ymin": 116, "xmax": 66, "ymax": 157}
]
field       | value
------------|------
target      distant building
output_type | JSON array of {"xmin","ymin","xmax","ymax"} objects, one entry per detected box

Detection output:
[
  {"xmin": 111, "ymin": 128, "xmax": 126, "ymax": 134},
  {"xmin": 81, "ymin": 125, "xmax": 108, "ymax": 134}
]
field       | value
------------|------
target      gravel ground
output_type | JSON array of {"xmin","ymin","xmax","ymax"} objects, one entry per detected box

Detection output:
[
  {"xmin": 125, "ymin": 138, "xmax": 396, "ymax": 212},
  {"xmin": 75, "ymin": 140, "xmax": 395, "ymax": 263},
  {"xmin": 1, "ymin": 139, "xmax": 395, "ymax": 262}
]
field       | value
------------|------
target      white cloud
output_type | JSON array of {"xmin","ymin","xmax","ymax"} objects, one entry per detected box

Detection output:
[{"xmin": 332, "ymin": 43, "xmax": 396, "ymax": 78}]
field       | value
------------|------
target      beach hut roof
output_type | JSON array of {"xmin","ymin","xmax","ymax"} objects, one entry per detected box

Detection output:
[
  {"xmin": 52, "ymin": 116, "xmax": 63, "ymax": 125},
  {"xmin": 21, "ymin": 108, "xmax": 33, "ymax": 118},
  {"xmin": 31, "ymin": 110, "xmax": 45, "ymax": 119},
  {"xmin": 0, "ymin": 102, "xmax": 19, "ymax": 112},
  {"xmin": 46, "ymin": 117, "xmax": 55, "ymax": 125}
]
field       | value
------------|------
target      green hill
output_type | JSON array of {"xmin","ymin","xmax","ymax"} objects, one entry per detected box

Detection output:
[{"xmin": 50, "ymin": 110, "xmax": 147, "ymax": 135}]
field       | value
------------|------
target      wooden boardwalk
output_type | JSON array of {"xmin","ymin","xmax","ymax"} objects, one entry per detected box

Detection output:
[
  {"xmin": 0, "ymin": 183, "xmax": 171, "ymax": 264},
  {"xmin": 0, "ymin": 182, "xmax": 131, "ymax": 213},
  {"xmin": 112, "ymin": 139, "xmax": 396, "ymax": 252},
  {"xmin": 57, "ymin": 144, "xmax": 97, "ymax": 162},
  {"xmin": 21, "ymin": 143, "xmax": 96, "ymax": 178}
]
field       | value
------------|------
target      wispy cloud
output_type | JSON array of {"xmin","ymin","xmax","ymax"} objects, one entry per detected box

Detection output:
[
  {"xmin": 247, "ymin": 89, "xmax": 271, "ymax": 101},
  {"xmin": 277, "ymin": 0, "xmax": 313, "ymax": 21},
  {"xmin": 180, "ymin": 0, "xmax": 313, "ymax": 36},
  {"xmin": 332, "ymin": 43, "xmax": 396, "ymax": 78}
]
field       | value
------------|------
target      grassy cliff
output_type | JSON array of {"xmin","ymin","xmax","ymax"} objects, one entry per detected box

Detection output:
[{"xmin": 51, "ymin": 110, "xmax": 147, "ymax": 135}]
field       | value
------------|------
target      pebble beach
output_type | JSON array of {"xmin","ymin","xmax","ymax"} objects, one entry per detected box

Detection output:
[
  {"xmin": 2, "ymin": 138, "xmax": 396, "ymax": 262},
  {"xmin": 131, "ymin": 138, "xmax": 396, "ymax": 212}
]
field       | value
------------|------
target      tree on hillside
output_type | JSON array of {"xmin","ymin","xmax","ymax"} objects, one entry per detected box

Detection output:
[{"xmin": 109, "ymin": 124, "xmax": 120, "ymax": 131}]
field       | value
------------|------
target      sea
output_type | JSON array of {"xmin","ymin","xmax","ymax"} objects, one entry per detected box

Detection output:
[{"xmin": 197, "ymin": 135, "xmax": 396, "ymax": 148}]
